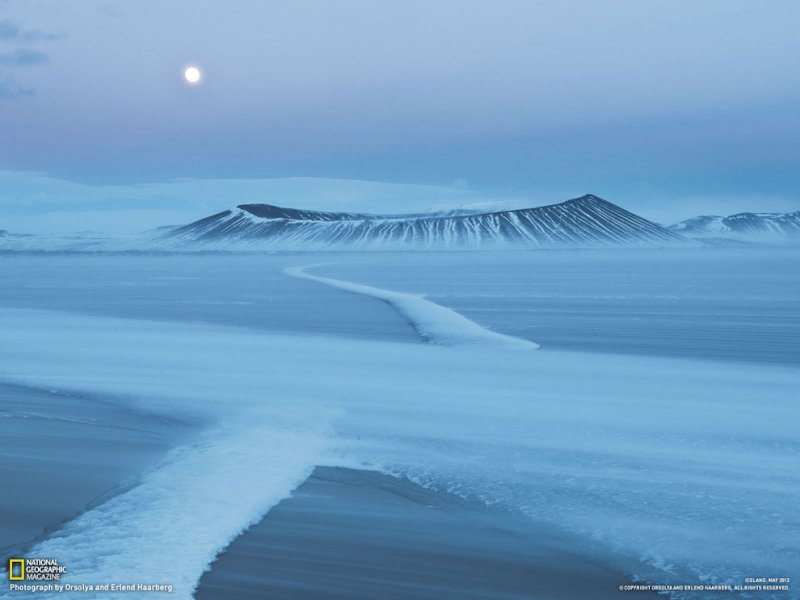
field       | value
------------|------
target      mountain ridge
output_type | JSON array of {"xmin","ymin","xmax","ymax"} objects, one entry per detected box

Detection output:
[
  {"xmin": 670, "ymin": 210, "xmax": 800, "ymax": 240},
  {"xmin": 164, "ymin": 194, "xmax": 690, "ymax": 250}
]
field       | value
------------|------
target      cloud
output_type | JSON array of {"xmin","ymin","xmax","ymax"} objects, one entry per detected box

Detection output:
[
  {"xmin": 0, "ymin": 22, "xmax": 57, "ymax": 98},
  {"xmin": 0, "ymin": 75, "xmax": 33, "ymax": 98},
  {"xmin": 0, "ymin": 48, "xmax": 49, "ymax": 67},
  {"xmin": 0, "ymin": 20, "xmax": 60, "ymax": 42},
  {"xmin": 0, "ymin": 21, "xmax": 20, "ymax": 41}
]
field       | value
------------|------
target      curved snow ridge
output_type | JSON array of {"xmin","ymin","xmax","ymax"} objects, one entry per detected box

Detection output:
[
  {"xmin": 285, "ymin": 266, "xmax": 539, "ymax": 351},
  {"xmin": 9, "ymin": 426, "xmax": 328, "ymax": 600}
]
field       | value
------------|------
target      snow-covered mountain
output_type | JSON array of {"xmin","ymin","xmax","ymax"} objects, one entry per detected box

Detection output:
[
  {"xmin": 670, "ymin": 211, "xmax": 800, "ymax": 242},
  {"xmin": 164, "ymin": 194, "xmax": 689, "ymax": 249}
]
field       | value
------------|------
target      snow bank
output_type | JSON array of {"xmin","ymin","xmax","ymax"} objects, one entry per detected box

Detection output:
[
  {"xmin": 0, "ymin": 308, "xmax": 797, "ymax": 596},
  {"xmin": 28, "ymin": 427, "xmax": 326, "ymax": 599},
  {"xmin": 285, "ymin": 265, "xmax": 539, "ymax": 350}
]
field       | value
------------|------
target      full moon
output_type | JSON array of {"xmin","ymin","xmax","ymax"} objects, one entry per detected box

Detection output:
[{"xmin": 183, "ymin": 66, "xmax": 202, "ymax": 84}]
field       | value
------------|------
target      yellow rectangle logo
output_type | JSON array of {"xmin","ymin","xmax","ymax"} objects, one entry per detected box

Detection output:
[{"xmin": 8, "ymin": 559, "xmax": 25, "ymax": 580}]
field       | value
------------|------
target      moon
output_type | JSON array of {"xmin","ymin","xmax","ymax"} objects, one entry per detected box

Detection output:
[{"xmin": 183, "ymin": 66, "xmax": 202, "ymax": 85}]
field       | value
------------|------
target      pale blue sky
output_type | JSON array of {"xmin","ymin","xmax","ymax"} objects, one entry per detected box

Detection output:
[{"xmin": 0, "ymin": 0, "xmax": 798, "ymax": 232}]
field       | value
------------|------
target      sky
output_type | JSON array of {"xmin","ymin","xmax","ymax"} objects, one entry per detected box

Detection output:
[{"xmin": 0, "ymin": 0, "xmax": 799, "ymax": 233}]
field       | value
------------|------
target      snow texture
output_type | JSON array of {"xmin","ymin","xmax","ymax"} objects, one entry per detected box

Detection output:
[
  {"xmin": 0, "ymin": 304, "xmax": 797, "ymax": 598},
  {"xmin": 285, "ymin": 265, "xmax": 539, "ymax": 350}
]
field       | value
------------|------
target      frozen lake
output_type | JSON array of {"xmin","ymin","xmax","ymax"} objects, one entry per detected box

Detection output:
[
  {"xmin": 2, "ymin": 247, "xmax": 796, "ymax": 363},
  {"xmin": 0, "ymin": 252, "xmax": 417, "ymax": 342},
  {"xmin": 0, "ymin": 247, "xmax": 797, "ymax": 598},
  {"xmin": 315, "ymin": 247, "xmax": 800, "ymax": 365}
]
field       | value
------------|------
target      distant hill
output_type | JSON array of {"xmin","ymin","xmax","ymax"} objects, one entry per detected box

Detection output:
[
  {"xmin": 670, "ymin": 211, "xmax": 800, "ymax": 242},
  {"xmin": 163, "ymin": 194, "xmax": 690, "ymax": 250}
]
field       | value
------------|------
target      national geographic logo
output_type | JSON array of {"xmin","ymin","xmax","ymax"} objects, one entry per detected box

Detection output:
[
  {"xmin": 7, "ymin": 558, "xmax": 67, "ymax": 581},
  {"xmin": 8, "ymin": 559, "xmax": 23, "ymax": 581},
  {"xmin": 6, "ymin": 558, "xmax": 173, "ymax": 594}
]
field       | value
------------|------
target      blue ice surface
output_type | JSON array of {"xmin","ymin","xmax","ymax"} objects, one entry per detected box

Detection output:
[
  {"xmin": 1, "ymin": 247, "xmax": 796, "ymax": 364},
  {"xmin": 0, "ymin": 252, "xmax": 418, "ymax": 343},
  {"xmin": 0, "ymin": 246, "xmax": 797, "ymax": 595},
  {"xmin": 314, "ymin": 247, "xmax": 800, "ymax": 365}
]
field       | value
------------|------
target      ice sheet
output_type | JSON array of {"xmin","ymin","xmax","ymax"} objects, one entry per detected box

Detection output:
[
  {"xmin": 0, "ymin": 305, "xmax": 797, "ymax": 598},
  {"xmin": 285, "ymin": 265, "xmax": 538, "ymax": 350}
]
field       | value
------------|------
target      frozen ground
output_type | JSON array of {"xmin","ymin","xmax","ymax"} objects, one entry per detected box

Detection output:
[
  {"xmin": 312, "ymin": 248, "xmax": 800, "ymax": 365},
  {"xmin": 0, "ymin": 383, "xmax": 188, "ymax": 553},
  {"xmin": 0, "ymin": 252, "xmax": 418, "ymax": 343},
  {"xmin": 1, "ymin": 248, "xmax": 795, "ymax": 363},
  {"xmin": 0, "ymin": 248, "xmax": 797, "ymax": 598},
  {"xmin": 285, "ymin": 265, "xmax": 538, "ymax": 349},
  {"xmin": 195, "ymin": 467, "xmax": 648, "ymax": 600}
]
